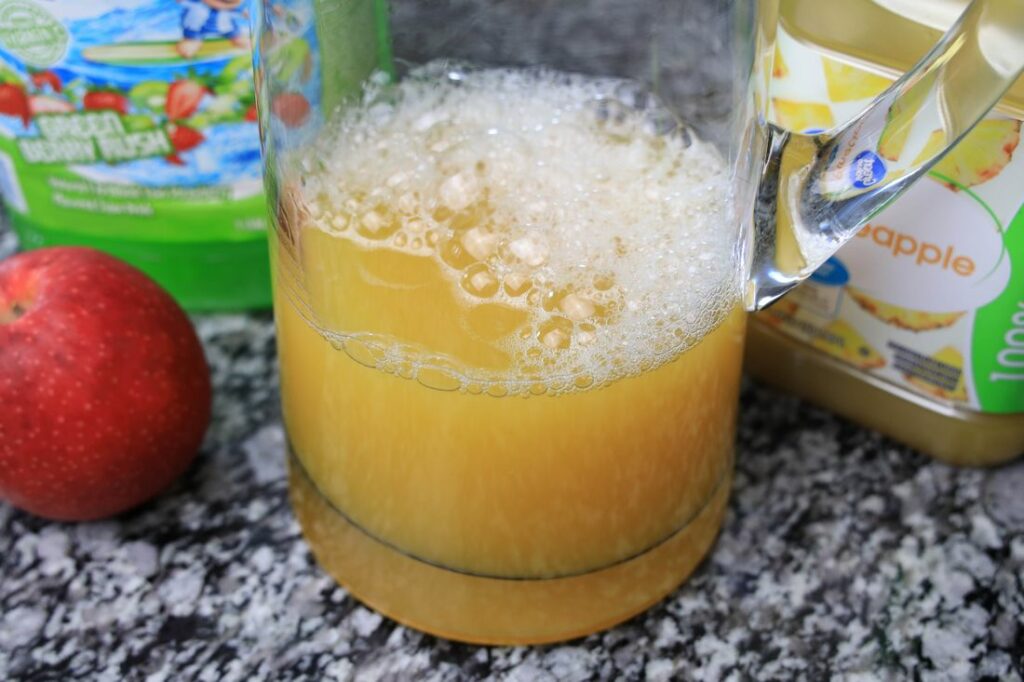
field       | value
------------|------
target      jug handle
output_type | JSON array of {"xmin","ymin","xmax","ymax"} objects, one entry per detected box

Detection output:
[{"xmin": 744, "ymin": 0, "xmax": 1024, "ymax": 310}]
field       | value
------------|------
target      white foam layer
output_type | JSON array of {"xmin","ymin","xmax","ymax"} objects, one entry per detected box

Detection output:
[{"xmin": 299, "ymin": 64, "xmax": 738, "ymax": 393}]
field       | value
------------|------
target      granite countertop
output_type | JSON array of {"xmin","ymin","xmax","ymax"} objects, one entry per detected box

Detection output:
[{"xmin": 2, "ymin": 226, "xmax": 1023, "ymax": 681}]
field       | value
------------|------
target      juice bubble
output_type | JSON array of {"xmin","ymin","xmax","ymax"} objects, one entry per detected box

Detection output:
[
  {"xmin": 539, "ymin": 317, "xmax": 573, "ymax": 350},
  {"xmin": 558, "ymin": 293, "xmax": 596, "ymax": 321},
  {"xmin": 577, "ymin": 323, "xmax": 598, "ymax": 346},
  {"xmin": 441, "ymin": 238, "xmax": 477, "ymax": 270},
  {"xmin": 342, "ymin": 337, "xmax": 385, "ymax": 368},
  {"xmin": 504, "ymin": 272, "xmax": 533, "ymax": 297},
  {"xmin": 440, "ymin": 172, "xmax": 480, "ymax": 211},
  {"xmin": 462, "ymin": 264, "xmax": 501, "ymax": 298},
  {"xmin": 504, "ymin": 232, "xmax": 549, "ymax": 268},
  {"xmin": 417, "ymin": 366, "xmax": 463, "ymax": 392},
  {"xmin": 357, "ymin": 208, "xmax": 400, "ymax": 240},
  {"xmin": 462, "ymin": 227, "xmax": 499, "ymax": 260}
]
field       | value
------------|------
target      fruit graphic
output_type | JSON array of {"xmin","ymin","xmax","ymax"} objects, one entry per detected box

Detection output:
[
  {"xmin": 904, "ymin": 346, "xmax": 968, "ymax": 402},
  {"xmin": 244, "ymin": 103, "xmax": 258, "ymax": 122},
  {"xmin": 822, "ymin": 57, "xmax": 891, "ymax": 102},
  {"xmin": 268, "ymin": 38, "xmax": 313, "ymax": 84},
  {"xmin": 165, "ymin": 124, "xmax": 206, "ymax": 165},
  {"xmin": 30, "ymin": 70, "xmax": 62, "ymax": 93},
  {"xmin": 772, "ymin": 98, "xmax": 835, "ymax": 133},
  {"xmin": 129, "ymin": 80, "xmax": 170, "ymax": 111},
  {"xmin": 28, "ymin": 95, "xmax": 74, "ymax": 116},
  {"xmin": 173, "ymin": 124, "xmax": 204, "ymax": 147},
  {"xmin": 83, "ymin": 90, "xmax": 130, "ymax": 115},
  {"xmin": 166, "ymin": 79, "xmax": 206, "ymax": 120},
  {"xmin": 0, "ymin": 83, "xmax": 31, "ymax": 127},
  {"xmin": 913, "ymin": 119, "xmax": 1021, "ymax": 189},
  {"xmin": 878, "ymin": 110, "xmax": 914, "ymax": 161},
  {"xmin": 810, "ymin": 319, "xmax": 885, "ymax": 369},
  {"xmin": 272, "ymin": 91, "xmax": 311, "ymax": 128},
  {"xmin": 773, "ymin": 45, "xmax": 788, "ymax": 78},
  {"xmin": 847, "ymin": 287, "xmax": 965, "ymax": 332},
  {"xmin": 122, "ymin": 114, "xmax": 157, "ymax": 132}
]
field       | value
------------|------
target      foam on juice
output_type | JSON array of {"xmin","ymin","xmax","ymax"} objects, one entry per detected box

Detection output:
[{"xmin": 295, "ymin": 64, "xmax": 738, "ymax": 393}]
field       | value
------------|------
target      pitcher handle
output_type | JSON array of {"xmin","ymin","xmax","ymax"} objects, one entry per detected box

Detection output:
[{"xmin": 745, "ymin": 0, "xmax": 1024, "ymax": 310}]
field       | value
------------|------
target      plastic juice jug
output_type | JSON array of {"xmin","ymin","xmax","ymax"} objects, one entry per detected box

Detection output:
[
  {"xmin": 0, "ymin": 0, "xmax": 388, "ymax": 310},
  {"xmin": 746, "ymin": 0, "xmax": 1024, "ymax": 466}
]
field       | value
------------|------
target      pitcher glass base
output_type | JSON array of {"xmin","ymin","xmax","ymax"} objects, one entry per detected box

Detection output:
[{"xmin": 288, "ymin": 449, "xmax": 732, "ymax": 646}]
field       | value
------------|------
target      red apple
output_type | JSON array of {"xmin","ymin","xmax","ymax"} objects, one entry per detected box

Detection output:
[{"xmin": 0, "ymin": 247, "xmax": 211, "ymax": 520}]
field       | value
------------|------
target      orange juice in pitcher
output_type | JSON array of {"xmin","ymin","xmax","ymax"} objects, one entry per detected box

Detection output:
[{"xmin": 275, "ymin": 66, "xmax": 746, "ymax": 644}]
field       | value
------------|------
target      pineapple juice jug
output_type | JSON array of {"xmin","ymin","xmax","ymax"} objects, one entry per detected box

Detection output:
[{"xmin": 746, "ymin": 0, "xmax": 1024, "ymax": 466}]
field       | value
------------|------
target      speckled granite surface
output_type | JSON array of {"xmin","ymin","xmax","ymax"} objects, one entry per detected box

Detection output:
[
  {"xmin": 2, "ymin": 0, "xmax": 1024, "ymax": 677},
  {"xmin": 2, "ymin": 225, "xmax": 1023, "ymax": 681}
]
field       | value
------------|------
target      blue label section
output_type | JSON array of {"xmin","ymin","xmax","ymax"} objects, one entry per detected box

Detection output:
[
  {"xmin": 809, "ymin": 256, "xmax": 849, "ymax": 286},
  {"xmin": 851, "ymin": 150, "xmax": 886, "ymax": 189}
]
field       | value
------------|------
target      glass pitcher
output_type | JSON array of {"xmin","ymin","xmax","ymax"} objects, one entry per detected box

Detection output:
[{"xmin": 252, "ymin": 0, "xmax": 1023, "ymax": 644}]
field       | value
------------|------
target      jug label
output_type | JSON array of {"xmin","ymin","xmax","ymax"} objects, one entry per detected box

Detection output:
[
  {"xmin": 762, "ymin": 28, "xmax": 1024, "ymax": 414},
  {"xmin": 0, "ymin": 0, "xmax": 272, "ymax": 244}
]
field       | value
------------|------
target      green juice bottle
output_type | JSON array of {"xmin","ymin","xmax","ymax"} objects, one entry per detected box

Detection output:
[{"xmin": 0, "ymin": 0, "xmax": 390, "ymax": 310}]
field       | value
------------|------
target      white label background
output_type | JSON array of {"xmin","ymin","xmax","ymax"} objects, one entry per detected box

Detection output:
[{"xmin": 837, "ymin": 179, "xmax": 1010, "ymax": 313}]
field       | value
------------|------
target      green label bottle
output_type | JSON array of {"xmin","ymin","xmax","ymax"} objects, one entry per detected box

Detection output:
[{"xmin": 0, "ymin": 0, "xmax": 389, "ymax": 311}]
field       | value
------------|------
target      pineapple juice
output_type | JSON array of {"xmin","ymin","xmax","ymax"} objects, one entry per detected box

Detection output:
[
  {"xmin": 749, "ymin": 2, "xmax": 1024, "ymax": 466},
  {"xmin": 273, "ymin": 67, "xmax": 746, "ymax": 643}
]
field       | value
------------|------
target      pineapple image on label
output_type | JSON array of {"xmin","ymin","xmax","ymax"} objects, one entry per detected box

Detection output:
[
  {"xmin": 904, "ymin": 346, "xmax": 968, "ymax": 402},
  {"xmin": 811, "ymin": 319, "xmax": 886, "ymax": 370},
  {"xmin": 877, "ymin": 73, "xmax": 932, "ymax": 161},
  {"xmin": 914, "ymin": 120, "xmax": 1021, "ymax": 189},
  {"xmin": 822, "ymin": 57, "xmax": 890, "ymax": 102},
  {"xmin": 847, "ymin": 287, "xmax": 965, "ymax": 331},
  {"xmin": 878, "ymin": 109, "xmax": 914, "ymax": 162},
  {"xmin": 773, "ymin": 44, "xmax": 788, "ymax": 78},
  {"xmin": 772, "ymin": 98, "xmax": 835, "ymax": 133}
]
